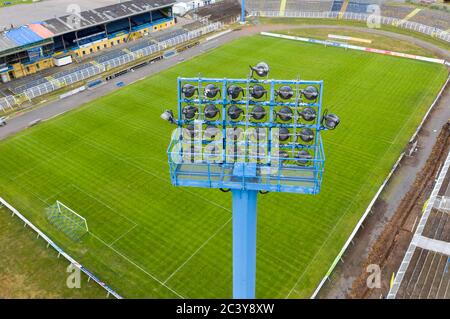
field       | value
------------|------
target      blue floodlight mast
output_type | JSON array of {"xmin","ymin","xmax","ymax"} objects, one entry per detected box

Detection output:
[
  {"xmin": 241, "ymin": 0, "xmax": 246, "ymax": 23},
  {"xmin": 162, "ymin": 63, "xmax": 339, "ymax": 299}
]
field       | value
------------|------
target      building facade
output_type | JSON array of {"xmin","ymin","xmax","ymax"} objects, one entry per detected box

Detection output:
[{"xmin": 0, "ymin": 0, "xmax": 176, "ymax": 82}]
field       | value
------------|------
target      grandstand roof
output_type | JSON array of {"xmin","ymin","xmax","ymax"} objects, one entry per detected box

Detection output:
[
  {"xmin": 0, "ymin": 0, "xmax": 176, "ymax": 53},
  {"xmin": 0, "ymin": 35, "xmax": 17, "ymax": 52}
]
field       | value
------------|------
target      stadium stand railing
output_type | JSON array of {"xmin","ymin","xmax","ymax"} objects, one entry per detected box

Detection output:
[
  {"xmin": 380, "ymin": 4, "xmax": 416, "ymax": 19},
  {"xmin": 191, "ymin": 0, "xmax": 243, "ymax": 25},
  {"xmin": 0, "ymin": 196, "xmax": 123, "ymax": 299},
  {"xmin": 0, "ymin": 22, "xmax": 223, "ymax": 113},
  {"xmin": 387, "ymin": 146, "xmax": 450, "ymax": 299},
  {"xmin": 248, "ymin": 10, "xmax": 450, "ymax": 44},
  {"xmin": 285, "ymin": 1, "xmax": 334, "ymax": 12},
  {"xmin": 409, "ymin": 9, "xmax": 450, "ymax": 31}
]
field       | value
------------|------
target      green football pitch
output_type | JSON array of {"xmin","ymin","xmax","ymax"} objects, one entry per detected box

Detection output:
[{"xmin": 0, "ymin": 35, "xmax": 447, "ymax": 298}]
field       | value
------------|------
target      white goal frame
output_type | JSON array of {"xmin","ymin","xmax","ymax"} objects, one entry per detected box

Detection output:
[{"xmin": 56, "ymin": 200, "xmax": 89, "ymax": 232}]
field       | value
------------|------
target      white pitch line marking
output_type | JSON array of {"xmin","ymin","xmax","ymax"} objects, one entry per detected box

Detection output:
[
  {"xmin": 90, "ymin": 231, "xmax": 185, "ymax": 298},
  {"xmin": 163, "ymin": 217, "xmax": 231, "ymax": 284},
  {"xmin": 109, "ymin": 224, "xmax": 138, "ymax": 246}
]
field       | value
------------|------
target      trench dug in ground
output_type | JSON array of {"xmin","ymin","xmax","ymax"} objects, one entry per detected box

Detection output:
[{"xmin": 349, "ymin": 121, "xmax": 450, "ymax": 299}]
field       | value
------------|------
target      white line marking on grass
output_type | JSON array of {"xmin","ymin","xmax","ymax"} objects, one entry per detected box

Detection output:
[
  {"xmin": 71, "ymin": 184, "xmax": 138, "ymax": 227},
  {"xmin": 122, "ymin": 156, "xmax": 166, "ymax": 164},
  {"xmin": 89, "ymin": 231, "xmax": 185, "ymax": 298},
  {"xmin": 285, "ymin": 71, "xmax": 441, "ymax": 299},
  {"xmin": 6, "ymin": 177, "xmax": 50, "ymax": 205},
  {"xmin": 10, "ymin": 143, "xmax": 81, "ymax": 181},
  {"xmin": 55, "ymin": 123, "xmax": 232, "ymax": 214},
  {"xmin": 109, "ymin": 224, "xmax": 138, "ymax": 246},
  {"xmin": 284, "ymin": 184, "xmax": 368, "ymax": 298},
  {"xmin": 163, "ymin": 217, "xmax": 231, "ymax": 285},
  {"xmin": 79, "ymin": 138, "xmax": 232, "ymax": 214},
  {"xmin": 43, "ymin": 184, "xmax": 74, "ymax": 202}
]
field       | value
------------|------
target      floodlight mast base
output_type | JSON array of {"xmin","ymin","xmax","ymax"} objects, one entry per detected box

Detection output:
[
  {"xmin": 232, "ymin": 189, "xmax": 257, "ymax": 299},
  {"xmin": 241, "ymin": 0, "xmax": 246, "ymax": 23}
]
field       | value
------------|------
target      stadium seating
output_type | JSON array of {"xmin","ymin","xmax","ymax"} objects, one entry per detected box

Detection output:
[
  {"xmin": 183, "ymin": 21, "xmax": 204, "ymax": 31},
  {"xmin": 0, "ymin": 95, "xmax": 16, "ymax": 110},
  {"xmin": 346, "ymin": 1, "xmax": 370, "ymax": 14},
  {"xmin": 246, "ymin": 0, "xmax": 280, "ymax": 12},
  {"xmin": 152, "ymin": 28, "xmax": 187, "ymax": 42},
  {"xmin": 410, "ymin": 9, "xmax": 450, "ymax": 30},
  {"xmin": 53, "ymin": 63, "xmax": 94, "ymax": 79},
  {"xmin": 1, "ymin": 21, "xmax": 222, "ymax": 107},
  {"xmin": 331, "ymin": 0, "xmax": 343, "ymax": 12},
  {"xmin": 286, "ymin": 1, "xmax": 333, "ymax": 12},
  {"xmin": 127, "ymin": 39, "xmax": 154, "ymax": 53},
  {"xmin": 192, "ymin": 0, "xmax": 242, "ymax": 22},
  {"xmin": 380, "ymin": 5, "xmax": 416, "ymax": 19},
  {"xmin": 12, "ymin": 77, "xmax": 50, "ymax": 94},
  {"xmin": 94, "ymin": 50, "xmax": 128, "ymax": 64}
]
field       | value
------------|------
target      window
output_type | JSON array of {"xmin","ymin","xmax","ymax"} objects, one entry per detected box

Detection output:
[
  {"xmin": 36, "ymin": 64, "xmax": 40, "ymax": 70},
  {"xmin": 82, "ymin": 50, "xmax": 86, "ymax": 55},
  {"xmin": 97, "ymin": 46, "xmax": 100, "ymax": 50},
  {"xmin": 90, "ymin": 48, "xmax": 93, "ymax": 53},
  {"xmin": 117, "ymin": 40, "xmax": 120, "ymax": 44},
  {"xmin": 104, "ymin": 44, "xmax": 107, "ymax": 48}
]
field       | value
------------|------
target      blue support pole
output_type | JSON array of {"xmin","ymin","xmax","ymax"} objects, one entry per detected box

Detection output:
[
  {"xmin": 241, "ymin": 0, "xmax": 246, "ymax": 23},
  {"xmin": 232, "ymin": 189, "xmax": 258, "ymax": 299}
]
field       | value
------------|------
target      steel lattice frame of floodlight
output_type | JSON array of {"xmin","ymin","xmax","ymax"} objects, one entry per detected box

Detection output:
[{"xmin": 162, "ymin": 63, "xmax": 339, "ymax": 299}]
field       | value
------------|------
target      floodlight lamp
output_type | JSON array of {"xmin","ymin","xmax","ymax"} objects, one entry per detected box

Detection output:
[
  {"xmin": 322, "ymin": 111, "xmax": 340, "ymax": 130},
  {"xmin": 227, "ymin": 85, "xmax": 245, "ymax": 100},
  {"xmin": 276, "ymin": 107, "xmax": 293, "ymax": 122},
  {"xmin": 182, "ymin": 83, "xmax": 197, "ymax": 98},
  {"xmin": 204, "ymin": 104, "xmax": 220, "ymax": 119},
  {"xmin": 249, "ymin": 85, "xmax": 267, "ymax": 99},
  {"xmin": 250, "ymin": 62, "xmax": 270, "ymax": 78},
  {"xmin": 250, "ymin": 106, "xmax": 266, "ymax": 120},
  {"xmin": 204, "ymin": 84, "xmax": 221, "ymax": 99},
  {"xmin": 278, "ymin": 127, "xmax": 290, "ymax": 141},
  {"xmin": 295, "ymin": 150, "xmax": 313, "ymax": 166},
  {"xmin": 278, "ymin": 150, "xmax": 290, "ymax": 162},
  {"xmin": 302, "ymin": 86, "xmax": 319, "ymax": 101},
  {"xmin": 183, "ymin": 124, "xmax": 199, "ymax": 139},
  {"xmin": 161, "ymin": 109, "xmax": 175, "ymax": 123},
  {"xmin": 228, "ymin": 105, "xmax": 244, "ymax": 120},
  {"xmin": 276, "ymin": 86, "xmax": 294, "ymax": 100},
  {"xmin": 298, "ymin": 128, "xmax": 314, "ymax": 143},
  {"xmin": 299, "ymin": 107, "xmax": 316, "ymax": 122},
  {"xmin": 205, "ymin": 125, "xmax": 220, "ymax": 139},
  {"xmin": 182, "ymin": 105, "xmax": 198, "ymax": 120}
]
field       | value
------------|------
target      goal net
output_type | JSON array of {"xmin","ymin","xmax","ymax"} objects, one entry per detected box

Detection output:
[{"xmin": 46, "ymin": 201, "xmax": 88, "ymax": 241}]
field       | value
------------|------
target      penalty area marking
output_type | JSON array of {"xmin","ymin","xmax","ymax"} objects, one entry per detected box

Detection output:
[
  {"xmin": 163, "ymin": 217, "xmax": 232, "ymax": 285},
  {"xmin": 89, "ymin": 231, "xmax": 185, "ymax": 298}
]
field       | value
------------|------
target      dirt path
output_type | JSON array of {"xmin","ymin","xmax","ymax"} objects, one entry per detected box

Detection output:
[{"xmin": 350, "ymin": 122, "xmax": 450, "ymax": 299}]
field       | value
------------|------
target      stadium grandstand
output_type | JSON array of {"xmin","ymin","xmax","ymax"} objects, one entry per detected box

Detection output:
[
  {"xmin": 388, "ymin": 149, "xmax": 450, "ymax": 299},
  {"xmin": 190, "ymin": 0, "xmax": 242, "ymax": 24},
  {"xmin": 246, "ymin": 1, "xmax": 450, "ymax": 41},
  {"xmin": 0, "ymin": 20, "xmax": 222, "ymax": 105},
  {"xmin": 0, "ymin": 0, "xmax": 176, "ymax": 82}
]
